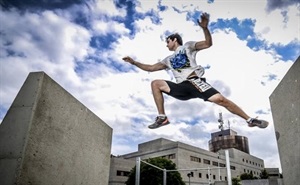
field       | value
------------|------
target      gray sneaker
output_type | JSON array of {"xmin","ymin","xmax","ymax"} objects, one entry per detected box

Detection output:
[
  {"xmin": 247, "ymin": 118, "xmax": 269, "ymax": 128},
  {"xmin": 148, "ymin": 116, "xmax": 170, "ymax": 129}
]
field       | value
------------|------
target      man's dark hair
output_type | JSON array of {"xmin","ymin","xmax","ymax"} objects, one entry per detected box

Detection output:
[{"xmin": 166, "ymin": 33, "xmax": 183, "ymax": 45}]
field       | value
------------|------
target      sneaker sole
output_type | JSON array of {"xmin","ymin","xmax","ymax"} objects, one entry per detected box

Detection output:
[
  {"xmin": 148, "ymin": 122, "xmax": 170, "ymax": 129},
  {"xmin": 248, "ymin": 121, "xmax": 269, "ymax": 128}
]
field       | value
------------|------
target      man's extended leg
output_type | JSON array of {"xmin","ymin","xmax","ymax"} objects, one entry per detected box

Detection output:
[
  {"xmin": 148, "ymin": 80, "xmax": 171, "ymax": 129},
  {"xmin": 208, "ymin": 93, "xmax": 250, "ymax": 120},
  {"xmin": 208, "ymin": 93, "xmax": 269, "ymax": 128}
]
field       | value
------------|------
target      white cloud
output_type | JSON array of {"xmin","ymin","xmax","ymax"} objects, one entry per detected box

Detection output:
[
  {"xmin": 92, "ymin": 20, "xmax": 129, "ymax": 36},
  {"xmin": 0, "ymin": 9, "xmax": 91, "ymax": 108},
  {"xmin": 93, "ymin": 0, "xmax": 126, "ymax": 17}
]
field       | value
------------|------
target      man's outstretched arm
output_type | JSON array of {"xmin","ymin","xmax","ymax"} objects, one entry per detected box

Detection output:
[
  {"xmin": 122, "ymin": 56, "xmax": 167, "ymax": 72},
  {"xmin": 195, "ymin": 12, "xmax": 212, "ymax": 50}
]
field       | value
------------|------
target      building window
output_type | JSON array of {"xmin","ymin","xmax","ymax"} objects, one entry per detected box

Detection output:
[
  {"xmin": 230, "ymin": 165, "xmax": 236, "ymax": 170},
  {"xmin": 190, "ymin": 156, "xmax": 201, "ymax": 163},
  {"xmin": 203, "ymin": 159, "xmax": 210, "ymax": 165},
  {"xmin": 225, "ymin": 177, "xmax": 227, "ymax": 181},
  {"xmin": 162, "ymin": 153, "xmax": 176, "ymax": 159},
  {"xmin": 206, "ymin": 174, "xmax": 209, "ymax": 179},
  {"xmin": 219, "ymin": 163, "xmax": 226, "ymax": 167},
  {"xmin": 168, "ymin": 154, "xmax": 175, "ymax": 159},
  {"xmin": 117, "ymin": 170, "xmax": 130, "ymax": 177},
  {"xmin": 213, "ymin": 175, "xmax": 216, "ymax": 180},
  {"xmin": 199, "ymin": 173, "xmax": 202, "ymax": 178},
  {"xmin": 190, "ymin": 172, "xmax": 194, "ymax": 177},
  {"xmin": 212, "ymin": 161, "xmax": 218, "ymax": 166}
]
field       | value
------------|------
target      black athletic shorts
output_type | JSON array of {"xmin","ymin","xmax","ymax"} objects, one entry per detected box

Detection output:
[{"xmin": 164, "ymin": 77, "xmax": 219, "ymax": 101}]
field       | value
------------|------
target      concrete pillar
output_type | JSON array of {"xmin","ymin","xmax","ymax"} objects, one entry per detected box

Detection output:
[
  {"xmin": 269, "ymin": 57, "xmax": 300, "ymax": 185},
  {"xmin": 0, "ymin": 72, "xmax": 113, "ymax": 185}
]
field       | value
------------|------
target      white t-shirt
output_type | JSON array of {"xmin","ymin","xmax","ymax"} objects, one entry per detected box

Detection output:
[{"xmin": 160, "ymin": 41, "xmax": 205, "ymax": 83}]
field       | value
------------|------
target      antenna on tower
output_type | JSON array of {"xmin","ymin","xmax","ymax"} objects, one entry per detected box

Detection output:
[{"xmin": 218, "ymin": 112, "xmax": 224, "ymax": 131}]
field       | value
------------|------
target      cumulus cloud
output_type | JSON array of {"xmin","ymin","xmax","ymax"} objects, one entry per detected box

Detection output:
[
  {"xmin": 266, "ymin": 0, "xmax": 300, "ymax": 12},
  {"xmin": 0, "ymin": 0, "xmax": 88, "ymax": 10}
]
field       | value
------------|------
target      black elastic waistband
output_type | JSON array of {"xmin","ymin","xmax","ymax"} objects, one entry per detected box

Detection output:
[
  {"xmin": 187, "ymin": 76, "xmax": 199, "ymax": 79},
  {"xmin": 187, "ymin": 76, "xmax": 206, "ymax": 82}
]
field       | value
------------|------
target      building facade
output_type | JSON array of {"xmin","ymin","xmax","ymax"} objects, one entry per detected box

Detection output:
[{"xmin": 109, "ymin": 133, "xmax": 265, "ymax": 185}]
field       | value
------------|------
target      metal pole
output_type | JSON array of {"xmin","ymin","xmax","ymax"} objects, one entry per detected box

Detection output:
[
  {"xmin": 167, "ymin": 167, "xmax": 221, "ymax": 172},
  {"xmin": 218, "ymin": 152, "xmax": 220, "ymax": 181},
  {"xmin": 135, "ymin": 157, "xmax": 140, "ymax": 185},
  {"xmin": 141, "ymin": 160, "xmax": 164, "ymax": 171},
  {"xmin": 225, "ymin": 150, "xmax": 232, "ymax": 185},
  {"xmin": 208, "ymin": 167, "xmax": 211, "ymax": 185},
  {"xmin": 163, "ymin": 169, "xmax": 167, "ymax": 185}
]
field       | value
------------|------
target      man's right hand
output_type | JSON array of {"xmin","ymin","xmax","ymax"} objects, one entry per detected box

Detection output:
[
  {"xmin": 122, "ymin": 56, "xmax": 135, "ymax": 65},
  {"xmin": 198, "ymin": 12, "xmax": 209, "ymax": 29}
]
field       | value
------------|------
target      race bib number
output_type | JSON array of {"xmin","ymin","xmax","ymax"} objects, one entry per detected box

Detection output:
[{"xmin": 189, "ymin": 78, "xmax": 211, "ymax": 92}]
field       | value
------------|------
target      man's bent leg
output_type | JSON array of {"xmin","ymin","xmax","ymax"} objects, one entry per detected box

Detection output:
[
  {"xmin": 148, "ymin": 80, "xmax": 171, "ymax": 129},
  {"xmin": 151, "ymin": 80, "xmax": 170, "ymax": 115}
]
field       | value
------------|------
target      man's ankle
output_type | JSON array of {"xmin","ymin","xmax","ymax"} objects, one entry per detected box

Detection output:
[
  {"xmin": 246, "ymin": 118, "xmax": 252, "ymax": 123},
  {"xmin": 158, "ymin": 114, "xmax": 166, "ymax": 118}
]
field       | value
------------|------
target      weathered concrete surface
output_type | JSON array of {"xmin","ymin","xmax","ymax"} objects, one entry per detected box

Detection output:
[
  {"xmin": 269, "ymin": 57, "xmax": 299, "ymax": 185},
  {"xmin": 241, "ymin": 179, "xmax": 284, "ymax": 185},
  {"xmin": 0, "ymin": 72, "xmax": 113, "ymax": 185},
  {"xmin": 214, "ymin": 181, "xmax": 227, "ymax": 185}
]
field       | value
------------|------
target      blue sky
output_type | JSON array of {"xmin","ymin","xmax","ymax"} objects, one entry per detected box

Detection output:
[{"xmin": 0, "ymin": 0, "xmax": 299, "ymax": 172}]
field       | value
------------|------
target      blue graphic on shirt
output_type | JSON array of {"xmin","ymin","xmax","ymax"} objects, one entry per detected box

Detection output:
[{"xmin": 170, "ymin": 49, "xmax": 190, "ymax": 72}]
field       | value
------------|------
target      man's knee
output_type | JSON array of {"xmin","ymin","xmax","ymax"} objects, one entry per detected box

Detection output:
[
  {"xmin": 151, "ymin": 80, "xmax": 162, "ymax": 88},
  {"xmin": 209, "ymin": 93, "xmax": 227, "ymax": 104},
  {"xmin": 151, "ymin": 80, "xmax": 170, "ymax": 93}
]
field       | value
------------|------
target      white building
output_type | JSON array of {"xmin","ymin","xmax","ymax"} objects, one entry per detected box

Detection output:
[{"xmin": 109, "ymin": 129, "xmax": 265, "ymax": 185}]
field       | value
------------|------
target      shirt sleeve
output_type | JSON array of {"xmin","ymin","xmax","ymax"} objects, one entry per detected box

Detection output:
[
  {"xmin": 159, "ymin": 56, "xmax": 171, "ymax": 70},
  {"xmin": 184, "ymin": 41, "xmax": 197, "ymax": 51}
]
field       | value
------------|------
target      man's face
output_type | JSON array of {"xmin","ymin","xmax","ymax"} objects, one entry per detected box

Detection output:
[{"xmin": 166, "ymin": 38, "xmax": 176, "ymax": 51}]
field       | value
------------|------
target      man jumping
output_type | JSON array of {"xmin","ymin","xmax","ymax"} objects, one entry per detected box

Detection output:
[{"xmin": 122, "ymin": 13, "xmax": 269, "ymax": 129}]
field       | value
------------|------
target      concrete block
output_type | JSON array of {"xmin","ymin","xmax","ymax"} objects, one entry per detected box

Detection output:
[
  {"xmin": 269, "ymin": 57, "xmax": 299, "ymax": 185},
  {"xmin": 0, "ymin": 72, "xmax": 112, "ymax": 185},
  {"xmin": 241, "ymin": 179, "xmax": 269, "ymax": 185},
  {"xmin": 214, "ymin": 181, "xmax": 227, "ymax": 185}
]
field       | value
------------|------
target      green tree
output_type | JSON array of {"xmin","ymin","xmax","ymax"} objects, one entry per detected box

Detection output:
[
  {"xmin": 232, "ymin": 177, "xmax": 241, "ymax": 185},
  {"xmin": 125, "ymin": 157, "xmax": 185, "ymax": 185},
  {"xmin": 260, "ymin": 169, "xmax": 269, "ymax": 179},
  {"xmin": 240, "ymin": 172, "xmax": 254, "ymax": 180}
]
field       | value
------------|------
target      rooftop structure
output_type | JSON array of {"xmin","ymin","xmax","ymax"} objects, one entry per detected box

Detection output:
[{"xmin": 209, "ymin": 129, "xmax": 250, "ymax": 154}]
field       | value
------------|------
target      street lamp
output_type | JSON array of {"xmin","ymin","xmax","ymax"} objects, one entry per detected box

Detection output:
[
  {"xmin": 187, "ymin": 172, "xmax": 192, "ymax": 185},
  {"xmin": 218, "ymin": 152, "xmax": 220, "ymax": 181}
]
